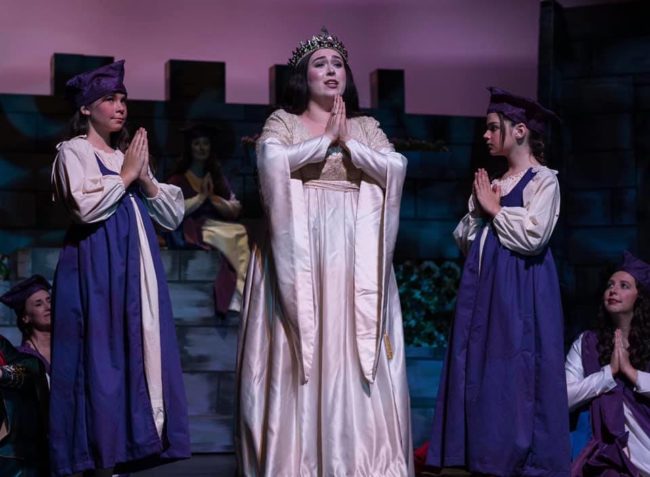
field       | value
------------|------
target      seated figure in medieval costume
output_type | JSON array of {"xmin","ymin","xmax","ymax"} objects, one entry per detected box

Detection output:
[{"xmin": 566, "ymin": 251, "xmax": 650, "ymax": 476}]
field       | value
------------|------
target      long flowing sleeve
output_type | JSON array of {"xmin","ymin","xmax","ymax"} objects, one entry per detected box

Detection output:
[
  {"xmin": 141, "ymin": 169, "xmax": 185, "ymax": 230},
  {"xmin": 257, "ymin": 109, "xmax": 330, "ymax": 171},
  {"xmin": 453, "ymin": 195, "xmax": 485, "ymax": 256},
  {"xmin": 565, "ymin": 334, "xmax": 617, "ymax": 411},
  {"xmin": 345, "ymin": 117, "xmax": 407, "ymax": 188},
  {"xmin": 634, "ymin": 371, "xmax": 650, "ymax": 397},
  {"xmin": 492, "ymin": 167, "xmax": 561, "ymax": 255},
  {"xmin": 51, "ymin": 139, "xmax": 125, "ymax": 224}
]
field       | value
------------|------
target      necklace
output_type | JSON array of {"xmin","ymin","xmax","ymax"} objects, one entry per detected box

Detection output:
[{"xmin": 27, "ymin": 338, "xmax": 45, "ymax": 358}]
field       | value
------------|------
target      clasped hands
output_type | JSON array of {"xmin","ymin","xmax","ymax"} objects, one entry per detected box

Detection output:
[
  {"xmin": 610, "ymin": 329, "xmax": 638, "ymax": 385},
  {"xmin": 324, "ymin": 95, "xmax": 350, "ymax": 145},
  {"xmin": 472, "ymin": 168, "xmax": 502, "ymax": 218},
  {"xmin": 121, "ymin": 128, "xmax": 158, "ymax": 197}
]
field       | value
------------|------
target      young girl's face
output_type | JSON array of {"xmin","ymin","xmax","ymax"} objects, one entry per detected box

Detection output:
[
  {"xmin": 483, "ymin": 112, "xmax": 512, "ymax": 156},
  {"xmin": 603, "ymin": 270, "xmax": 638, "ymax": 316},
  {"xmin": 82, "ymin": 92, "xmax": 127, "ymax": 135}
]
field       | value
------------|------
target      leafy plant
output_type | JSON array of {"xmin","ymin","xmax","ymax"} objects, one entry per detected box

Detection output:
[{"xmin": 395, "ymin": 259, "xmax": 461, "ymax": 348}]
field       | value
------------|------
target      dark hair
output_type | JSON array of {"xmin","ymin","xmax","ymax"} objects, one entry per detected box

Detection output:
[
  {"xmin": 66, "ymin": 110, "xmax": 130, "ymax": 152},
  {"xmin": 596, "ymin": 282, "xmax": 650, "ymax": 372},
  {"xmin": 496, "ymin": 113, "xmax": 546, "ymax": 165},
  {"xmin": 282, "ymin": 51, "xmax": 360, "ymax": 117},
  {"xmin": 172, "ymin": 134, "xmax": 230, "ymax": 198},
  {"xmin": 15, "ymin": 308, "xmax": 28, "ymax": 338}
]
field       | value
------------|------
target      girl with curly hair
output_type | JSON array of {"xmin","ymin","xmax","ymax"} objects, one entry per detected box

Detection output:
[{"xmin": 566, "ymin": 251, "xmax": 650, "ymax": 476}]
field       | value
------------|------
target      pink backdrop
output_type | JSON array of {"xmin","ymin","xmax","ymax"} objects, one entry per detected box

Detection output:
[{"xmin": 0, "ymin": 0, "xmax": 625, "ymax": 116}]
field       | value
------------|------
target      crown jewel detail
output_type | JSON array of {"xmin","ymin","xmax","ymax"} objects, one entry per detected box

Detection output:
[{"xmin": 288, "ymin": 27, "xmax": 348, "ymax": 68}]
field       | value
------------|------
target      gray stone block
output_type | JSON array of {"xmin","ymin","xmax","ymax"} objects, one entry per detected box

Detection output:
[
  {"xmin": 0, "ymin": 191, "xmax": 36, "ymax": 227},
  {"xmin": 567, "ymin": 226, "xmax": 637, "ymax": 264},
  {"xmin": 396, "ymin": 220, "xmax": 460, "ymax": 260},
  {"xmin": 637, "ymin": 79, "xmax": 650, "ymax": 111},
  {"xmin": 179, "ymin": 250, "xmax": 222, "ymax": 281},
  {"xmin": 177, "ymin": 325, "xmax": 238, "ymax": 372},
  {"xmin": 166, "ymin": 60, "xmax": 226, "ymax": 103},
  {"xmin": 0, "ymin": 282, "xmax": 16, "ymax": 326},
  {"xmin": 559, "ymin": 41, "xmax": 594, "ymax": 79},
  {"xmin": 448, "ymin": 116, "xmax": 482, "ymax": 145},
  {"xmin": 183, "ymin": 372, "xmax": 220, "ymax": 416},
  {"xmin": 566, "ymin": 190, "xmax": 611, "ymax": 226},
  {"xmin": 169, "ymin": 282, "xmax": 215, "ymax": 323},
  {"xmin": 189, "ymin": 415, "xmax": 233, "ymax": 452},
  {"xmin": 574, "ymin": 265, "xmax": 609, "ymax": 300},
  {"xmin": 416, "ymin": 181, "xmax": 466, "ymax": 220},
  {"xmin": 14, "ymin": 247, "xmax": 59, "ymax": 279},
  {"xmin": 400, "ymin": 180, "xmax": 416, "ymax": 219},
  {"xmin": 566, "ymin": 150, "xmax": 635, "ymax": 188},
  {"xmin": 217, "ymin": 372, "xmax": 236, "ymax": 417},
  {"xmin": 406, "ymin": 357, "xmax": 443, "ymax": 400},
  {"xmin": 0, "ymin": 112, "xmax": 38, "ymax": 153},
  {"xmin": 561, "ymin": 78, "xmax": 634, "ymax": 114},
  {"xmin": 0, "ymin": 230, "xmax": 66, "ymax": 255},
  {"xmin": 410, "ymin": 407, "xmax": 436, "ymax": 448},
  {"xmin": 567, "ymin": 114, "xmax": 632, "ymax": 152},
  {"xmin": 635, "ymin": 112, "xmax": 650, "ymax": 155},
  {"xmin": 370, "ymin": 69, "xmax": 405, "ymax": 111},
  {"xmin": 612, "ymin": 188, "xmax": 637, "ymax": 226},
  {"xmin": 158, "ymin": 250, "xmax": 180, "ymax": 281},
  {"xmin": 592, "ymin": 36, "xmax": 650, "ymax": 76},
  {"xmin": 0, "ymin": 325, "xmax": 22, "ymax": 345}
]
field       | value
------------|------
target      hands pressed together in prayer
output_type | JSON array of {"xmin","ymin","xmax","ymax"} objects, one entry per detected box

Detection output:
[
  {"xmin": 200, "ymin": 173, "xmax": 214, "ymax": 199},
  {"xmin": 121, "ymin": 128, "xmax": 158, "ymax": 197},
  {"xmin": 610, "ymin": 329, "xmax": 639, "ymax": 385},
  {"xmin": 324, "ymin": 95, "xmax": 350, "ymax": 145},
  {"xmin": 472, "ymin": 168, "xmax": 502, "ymax": 218}
]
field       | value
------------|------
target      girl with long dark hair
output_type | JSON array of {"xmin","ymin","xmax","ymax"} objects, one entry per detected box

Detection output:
[{"xmin": 236, "ymin": 28, "xmax": 413, "ymax": 476}]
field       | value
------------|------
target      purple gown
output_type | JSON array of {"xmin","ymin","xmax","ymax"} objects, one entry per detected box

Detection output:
[
  {"xmin": 572, "ymin": 331, "xmax": 650, "ymax": 476},
  {"xmin": 427, "ymin": 168, "xmax": 571, "ymax": 476},
  {"xmin": 49, "ymin": 156, "xmax": 190, "ymax": 477}
]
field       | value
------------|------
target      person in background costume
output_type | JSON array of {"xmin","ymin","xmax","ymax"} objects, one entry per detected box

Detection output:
[
  {"xmin": 566, "ymin": 251, "xmax": 650, "ymax": 476},
  {"xmin": 49, "ymin": 60, "xmax": 190, "ymax": 477},
  {"xmin": 167, "ymin": 124, "xmax": 250, "ymax": 314},
  {"xmin": 427, "ymin": 87, "xmax": 571, "ymax": 475},
  {"xmin": 0, "ymin": 276, "xmax": 51, "ymax": 476},
  {"xmin": 236, "ymin": 28, "xmax": 414, "ymax": 476}
]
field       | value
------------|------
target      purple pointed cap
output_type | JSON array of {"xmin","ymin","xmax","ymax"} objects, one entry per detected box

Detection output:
[
  {"xmin": 619, "ymin": 251, "xmax": 650, "ymax": 292},
  {"xmin": 0, "ymin": 274, "xmax": 51, "ymax": 317},
  {"xmin": 65, "ymin": 60, "xmax": 127, "ymax": 107},
  {"xmin": 486, "ymin": 86, "xmax": 560, "ymax": 134}
]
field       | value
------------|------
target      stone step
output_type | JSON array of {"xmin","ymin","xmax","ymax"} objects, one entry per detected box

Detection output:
[{"xmin": 13, "ymin": 247, "xmax": 224, "ymax": 283}]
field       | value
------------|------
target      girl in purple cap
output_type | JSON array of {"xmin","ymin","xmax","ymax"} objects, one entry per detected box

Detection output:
[
  {"xmin": 49, "ymin": 60, "xmax": 190, "ymax": 477},
  {"xmin": 427, "ymin": 87, "xmax": 570, "ymax": 475},
  {"xmin": 566, "ymin": 252, "xmax": 650, "ymax": 476}
]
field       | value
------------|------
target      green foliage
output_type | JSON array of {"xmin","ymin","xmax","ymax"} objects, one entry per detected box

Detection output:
[{"xmin": 395, "ymin": 259, "xmax": 461, "ymax": 348}]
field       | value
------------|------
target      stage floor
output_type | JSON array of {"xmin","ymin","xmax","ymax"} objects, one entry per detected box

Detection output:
[{"xmin": 137, "ymin": 454, "xmax": 237, "ymax": 476}]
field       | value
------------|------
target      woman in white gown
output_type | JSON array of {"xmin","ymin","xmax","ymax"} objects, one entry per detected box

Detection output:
[{"xmin": 236, "ymin": 29, "xmax": 414, "ymax": 477}]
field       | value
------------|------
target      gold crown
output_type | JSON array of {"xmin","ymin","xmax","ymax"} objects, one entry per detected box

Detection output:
[{"xmin": 288, "ymin": 27, "xmax": 348, "ymax": 68}]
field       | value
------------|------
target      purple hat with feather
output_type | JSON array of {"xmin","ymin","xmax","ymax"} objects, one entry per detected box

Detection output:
[
  {"xmin": 619, "ymin": 251, "xmax": 650, "ymax": 292},
  {"xmin": 65, "ymin": 60, "xmax": 127, "ymax": 108},
  {"xmin": 486, "ymin": 86, "xmax": 560, "ymax": 134},
  {"xmin": 0, "ymin": 275, "xmax": 51, "ymax": 318}
]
